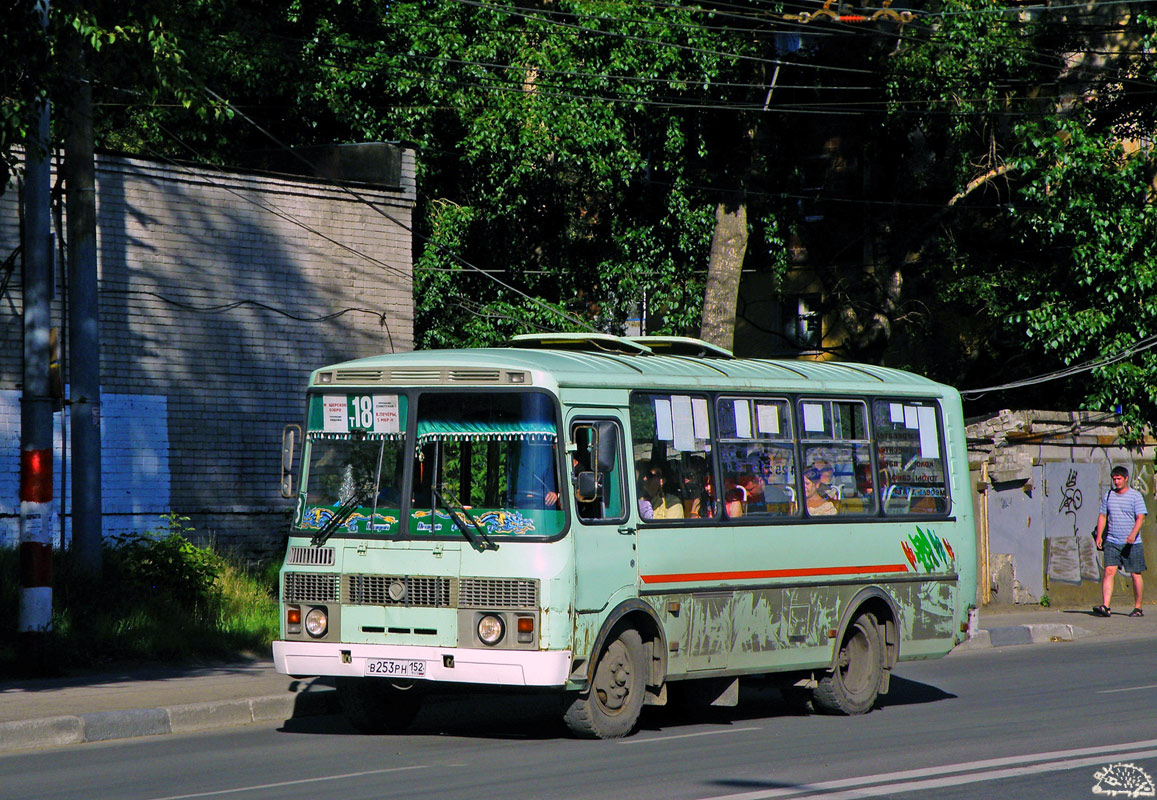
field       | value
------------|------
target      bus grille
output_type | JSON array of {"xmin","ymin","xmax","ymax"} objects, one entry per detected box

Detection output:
[
  {"xmin": 346, "ymin": 575, "xmax": 453, "ymax": 607},
  {"xmin": 283, "ymin": 572, "xmax": 340, "ymax": 603},
  {"xmin": 459, "ymin": 578, "xmax": 538, "ymax": 609},
  {"xmin": 286, "ymin": 546, "xmax": 335, "ymax": 566},
  {"xmin": 336, "ymin": 576, "xmax": 539, "ymax": 609}
]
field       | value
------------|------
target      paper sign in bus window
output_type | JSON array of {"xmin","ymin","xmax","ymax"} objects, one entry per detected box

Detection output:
[
  {"xmin": 323, "ymin": 395, "xmax": 348, "ymax": 432},
  {"xmin": 654, "ymin": 398, "xmax": 674, "ymax": 441},
  {"xmin": 733, "ymin": 399, "xmax": 752, "ymax": 439},
  {"xmin": 672, "ymin": 395, "xmax": 695, "ymax": 452},
  {"xmin": 917, "ymin": 405, "xmax": 939, "ymax": 458},
  {"xmin": 374, "ymin": 395, "xmax": 400, "ymax": 433},
  {"xmin": 903, "ymin": 405, "xmax": 919, "ymax": 429},
  {"xmin": 803, "ymin": 403, "xmax": 825, "ymax": 433},
  {"xmin": 691, "ymin": 397, "xmax": 710, "ymax": 440},
  {"xmin": 756, "ymin": 402, "xmax": 781, "ymax": 435},
  {"xmin": 890, "ymin": 402, "xmax": 904, "ymax": 424}
]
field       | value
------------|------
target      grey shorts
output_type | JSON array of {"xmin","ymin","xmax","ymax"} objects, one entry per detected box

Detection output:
[{"xmin": 1105, "ymin": 541, "xmax": 1147, "ymax": 574}]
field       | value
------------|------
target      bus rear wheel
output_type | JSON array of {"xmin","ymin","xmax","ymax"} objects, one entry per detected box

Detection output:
[
  {"xmin": 812, "ymin": 611, "xmax": 884, "ymax": 715},
  {"xmin": 563, "ymin": 627, "xmax": 646, "ymax": 738},
  {"xmin": 336, "ymin": 676, "xmax": 422, "ymax": 734}
]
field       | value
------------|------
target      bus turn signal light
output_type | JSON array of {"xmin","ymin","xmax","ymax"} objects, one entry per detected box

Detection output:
[{"xmin": 287, "ymin": 605, "xmax": 302, "ymax": 634}]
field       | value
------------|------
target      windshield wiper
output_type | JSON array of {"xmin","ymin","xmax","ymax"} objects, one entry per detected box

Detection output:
[
  {"xmin": 311, "ymin": 490, "xmax": 367, "ymax": 547},
  {"xmin": 431, "ymin": 488, "xmax": 498, "ymax": 552}
]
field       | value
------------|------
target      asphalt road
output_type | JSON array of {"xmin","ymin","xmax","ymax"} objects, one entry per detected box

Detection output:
[{"xmin": 3, "ymin": 636, "xmax": 1155, "ymax": 800}]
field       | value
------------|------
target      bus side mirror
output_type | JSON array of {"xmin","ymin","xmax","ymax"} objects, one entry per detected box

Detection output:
[
  {"xmin": 574, "ymin": 470, "xmax": 600, "ymax": 503},
  {"xmin": 595, "ymin": 421, "xmax": 617, "ymax": 473},
  {"xmin": 281, "ymin": 424, "xmax": 301, "ymax": 498}
]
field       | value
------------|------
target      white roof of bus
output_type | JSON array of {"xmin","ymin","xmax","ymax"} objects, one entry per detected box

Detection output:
[{"xmin": 313, "ymin": 338, "xmax": 952, "ymax": 396}]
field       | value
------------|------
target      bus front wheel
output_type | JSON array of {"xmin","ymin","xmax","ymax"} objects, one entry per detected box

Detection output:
[
  {"xmin": 336, "ymin": 676, "xmax": 422, "ymax": 734},
  {"xmin": 812, "ymin": 611, "xmax": 884, "ymax": 715},
  {"xmin": 563, "ymin": 627, "xmax": 647, "ymax": 738}
]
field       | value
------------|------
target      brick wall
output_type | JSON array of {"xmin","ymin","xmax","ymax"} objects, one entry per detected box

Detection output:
[{"xmin": 0, "ymin": 149, "xmax": 415, "ymax": 557}]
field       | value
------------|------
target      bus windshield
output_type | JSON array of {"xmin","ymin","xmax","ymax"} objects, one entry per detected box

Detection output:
[
  {"xmin": 294, "ymin": 390, "xmax": 564, "ymax": 539},
  {"xmin": 409, "ymin": 391, "xmax": 563, "ymax": 538}
]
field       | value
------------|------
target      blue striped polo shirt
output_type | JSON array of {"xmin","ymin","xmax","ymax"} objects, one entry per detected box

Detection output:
[{"xmin": 1099, "ymin": 486, "xmax": 1147, "ymax": 545}]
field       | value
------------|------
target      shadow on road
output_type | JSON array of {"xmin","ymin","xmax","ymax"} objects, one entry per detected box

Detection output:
[
  {"xmin": 874, "ymin": 675, "xmax": 956, "ymax": 708},
  {"xmin": 278, "ymin": 674, "xmax": 954, "ymax": 741}
]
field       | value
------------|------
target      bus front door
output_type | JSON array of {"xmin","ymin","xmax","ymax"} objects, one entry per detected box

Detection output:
[{"xmin": 568, "ymin": 414, "xmax": 637, "ymax": 614}]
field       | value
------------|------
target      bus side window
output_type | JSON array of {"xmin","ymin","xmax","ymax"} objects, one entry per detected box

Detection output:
[
  {"xmin": 717, "ymin": 396, "xmax": 796, "ymax": 519},
  {"xmin": 872, "ymin": 399, "xmax": 949, "ymax": 516},
  {"xmin": 629, "ymin": 393, "xmax": 713, "ymax": 523}
]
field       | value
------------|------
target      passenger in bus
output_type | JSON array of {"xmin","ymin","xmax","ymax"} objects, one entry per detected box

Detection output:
[
  {"xmin": 804, "ymin": 467, "xmax": 838, "ymax": 516},
  {"xmin": 738, "ymin": 472, "xmax": 767, "ymax": 512},
  {"xmin": 814, "ymin": 461, "xmax": 837, "ymax": 499},
  {"xmin": 637, "ymin": 461, "xmax": 683, "ymax": 520},
  {"xmin": 682, "ymin": 456, "xmax": 713, "ymax": 518}
]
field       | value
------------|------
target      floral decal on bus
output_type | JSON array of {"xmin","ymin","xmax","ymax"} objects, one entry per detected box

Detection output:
[
  {"xmin": 474, "ymin": 510, "xmax": 536, "ymax": 535},
  {"xmin": 301, "ymin": 506, "xmax": 399, "ymax": 533},
  {"xmin": 902, "ymin": 526, "xmax": 956, "ymax": 573}
]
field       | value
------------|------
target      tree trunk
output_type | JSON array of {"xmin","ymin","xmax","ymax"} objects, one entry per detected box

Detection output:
[{"xmin": 699, "ymin": 200, "xmax": 749, "ymax": 351}]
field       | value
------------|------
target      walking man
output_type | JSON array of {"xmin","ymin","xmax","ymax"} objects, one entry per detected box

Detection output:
[{"xmin": 1093, "ymin": 465, "xmax": 1147, "ymax": 617}]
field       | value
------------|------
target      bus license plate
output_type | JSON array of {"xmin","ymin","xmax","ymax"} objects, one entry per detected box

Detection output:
[{"xmin": 365, "ymin": 658, "xmax": 426, "ymax": 678}]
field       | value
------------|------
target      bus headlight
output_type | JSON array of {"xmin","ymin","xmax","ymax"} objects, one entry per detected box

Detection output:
[
  {"xmin": 477, "ymin": 614, "xmax": 504, "ymax": 645},
  {"xmin": 304, "ymin": 607, "xmax": 328, "ymax": 638}
]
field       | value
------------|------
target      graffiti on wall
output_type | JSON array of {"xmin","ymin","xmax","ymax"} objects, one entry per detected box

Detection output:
[
  {"xmin": 1044, "ymin": 462, "xmax": 1103, "ymax": 586},
  {"xmin": 1134, "ymin": 462, "xmax": 1153, "ymax": 497},
  {"xmin": 1057, "ymin": 468, "xmax": 1084, "ymax": 534}
]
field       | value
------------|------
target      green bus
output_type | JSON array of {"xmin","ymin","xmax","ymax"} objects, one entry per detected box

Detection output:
[{"xmin": 273, "ymin": 334, "xmax": 976, "ymax": 738}]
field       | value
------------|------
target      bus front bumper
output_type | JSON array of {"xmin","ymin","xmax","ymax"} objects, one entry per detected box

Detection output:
[{"xmin": 273, "ymin": 640, "xmax": 572, "ymax": 687}]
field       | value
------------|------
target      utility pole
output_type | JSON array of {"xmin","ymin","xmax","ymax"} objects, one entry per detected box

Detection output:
[
  {"xmin": 19, "ymin": 0, "xmax": 55, "ymax": 667},
  {"xmin": 65, "ymin": 32, "xmax": 102, "ymax": 577}
]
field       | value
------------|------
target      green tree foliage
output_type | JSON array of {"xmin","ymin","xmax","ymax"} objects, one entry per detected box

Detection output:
[
  {"xmin": 86, "ymin": 0, "xmax": 799, "ymax": 348},
  {"xmin": 308, "ymin": 1, "xmax": 753, "ymax": 347},
  {"xmin": 1003, "ymin": 115, "xmax": 1157, "ymax": 437},
  {"xmin": 9, "ymin": 0, "xmax": 1157, "ymax": 429},
  {"xmin": 0, "ymin": 0, "xmax": 229, "ymax": 192},
  {"xmin": 0, "ymin": 0, "xmax": 52, "ymax": 184},
  {"xmin": 860, "ymin": 1, "xmax": 1157, "ymax": 430}
]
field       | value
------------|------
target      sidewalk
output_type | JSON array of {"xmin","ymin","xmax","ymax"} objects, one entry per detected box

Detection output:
[
  {"xmin": 0, "ymin": 657, "xmax": 338, "ymax": 754},
  {"xmin": 0, "ymin": 604, "xmax": 1152, "ymax": 754},
  {"xmin": 956, "ymin": 602, "xmax": 1157, "ymax": 651}
]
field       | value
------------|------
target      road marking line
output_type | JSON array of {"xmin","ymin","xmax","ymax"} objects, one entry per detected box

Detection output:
[
  {"xmin": 772, "ymin": 749, "xmax": 1157, "ymax": 800},
  {"xmin": 697, "ymin": 742, "xmax": 1157, "ymax": 800},
  {"xmin": 619, "ymin": 726, "xmax": 762, "ymax": 745},
  {"xmin": 145, "ymin": 765, "xmax": 427, "ymax": 800},
  {"xmin": 1097, "ymin": 683, "xmax": 1157, "ymax": 694}
]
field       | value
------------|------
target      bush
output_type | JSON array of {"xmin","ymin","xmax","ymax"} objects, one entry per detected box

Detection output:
[{"xmin": 0, "ymin": 514, "xmax": 279, "ymax": 675}]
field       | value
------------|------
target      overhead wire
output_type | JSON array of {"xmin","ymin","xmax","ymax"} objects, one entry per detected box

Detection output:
[
  {"xmin": 961, "ymin": 333, "xmax": 1157, "ymax": 399},
  {"xmin": 191, "ymin": 9, "xmax": 1157, "ymax": 119}
]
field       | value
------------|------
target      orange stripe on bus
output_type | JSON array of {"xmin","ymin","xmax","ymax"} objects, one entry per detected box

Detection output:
[{"xmin": 640, "ymin": 564, "xmax": 911, "ymax": 584}]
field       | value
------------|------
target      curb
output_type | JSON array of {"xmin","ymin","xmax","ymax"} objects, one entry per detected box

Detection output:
[
  {"xmin": 0, "ymin": 689, "xmax": 339, "ymax": 754},
  {"xmin": 953, "ymin": 623, "xmax": 1094, "ymax": 652}
]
